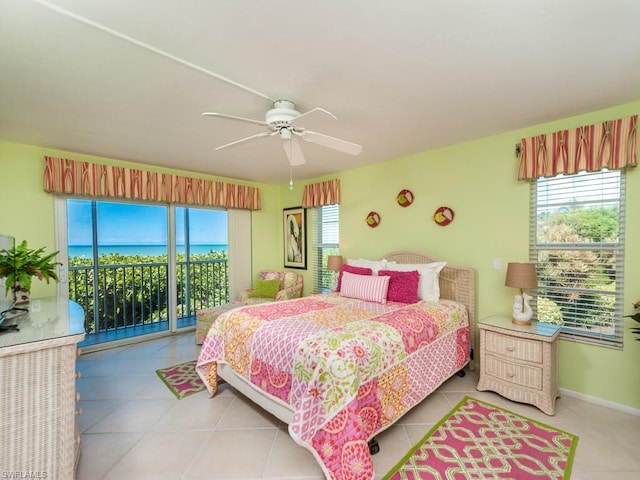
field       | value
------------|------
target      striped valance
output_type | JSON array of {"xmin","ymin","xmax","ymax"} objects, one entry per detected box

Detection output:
[
  {"xmin": 301, "ymin": 179, "xmax": 340, "ymax": 207},
  {"xmin": 43, "ymin": 156, "xmax": 261, "ymax": 210},
  {"xmin": 517, "ymin": 115, "xmax": 637, "ymax": 180}
]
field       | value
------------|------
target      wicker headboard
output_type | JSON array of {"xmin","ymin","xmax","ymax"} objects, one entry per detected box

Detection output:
[{"xmin": 382, "ymin": 250, "xmax": 476, "ymax": 367}]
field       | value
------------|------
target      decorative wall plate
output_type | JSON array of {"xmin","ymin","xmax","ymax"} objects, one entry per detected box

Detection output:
[
  {"xmin": 433, "ymin": 206, "xmax": 454, "ymax": 226},
  {"xmin": 396, "ymin": 189, "xmax": 414, "ymax": 207},
  {"xmin": 366, "ymin": 211, "xmax": 381, "ymax": 228}
]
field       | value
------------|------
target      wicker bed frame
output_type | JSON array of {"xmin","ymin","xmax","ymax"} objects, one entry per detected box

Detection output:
[{"xmin": 216, "ymin": 250, "xmax": 476, "ymax": 424}]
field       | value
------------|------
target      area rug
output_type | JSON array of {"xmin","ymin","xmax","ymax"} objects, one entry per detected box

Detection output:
[
  {"xmin": 156, "ymin": 360, "xmax": 206, "ymax": 399},
  {"xmin": 383, "ymin": 396, "xmax": 578, "ymax": 480}
]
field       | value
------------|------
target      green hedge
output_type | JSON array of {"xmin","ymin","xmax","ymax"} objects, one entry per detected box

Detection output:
[{"xmin": 69, "ymin": 251, "xmax": 228, "ymax": 333}]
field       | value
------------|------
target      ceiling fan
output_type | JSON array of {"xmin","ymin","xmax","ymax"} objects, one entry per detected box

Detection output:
[{"xmin": 203, "ymin": 100, "xmax": 362, "ymax": 166}]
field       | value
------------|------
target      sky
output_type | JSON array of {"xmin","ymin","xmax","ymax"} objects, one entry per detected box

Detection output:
[{"xmin": 67, "ymin": 200, "xmax": 228, "ymax": 245}]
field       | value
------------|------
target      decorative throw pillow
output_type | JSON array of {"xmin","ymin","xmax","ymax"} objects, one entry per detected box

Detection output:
[
  {"xmin": 382, "ymin": 262, "xmax": 447, "ymax": 301},
  {"xmin": 339, "ymin": 271, "xmax": 390, "ymax": 304},
  {"xmin": 336, "ymin": 264, "xmax": 373, "ymax": 291},
  {"xmin": 248, "ymin": 278, "xmax": 281, "ymax": 299},
  {"xmin": 378, "ymin": 269, "xmax": 420, "ymax": 303}
]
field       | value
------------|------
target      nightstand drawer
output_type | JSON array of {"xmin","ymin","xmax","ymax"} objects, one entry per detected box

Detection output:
[
  {"xmin": 484, "ymin": 331, "xmax": 543, "ymax": 363},
  {"xmin": 484, "ymin": 354, "xmax": 543, "ymax": 390}
]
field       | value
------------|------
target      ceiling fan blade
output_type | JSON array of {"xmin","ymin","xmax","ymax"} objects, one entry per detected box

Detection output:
[
  {"xmin": 215, "ymin": 131, "xmax": 274, "ymax": 151},
  {"xmin": 202, "ymin": 112, "xmax": 268, "ymax": 127},
  {"xmin": 294, "ymin": 107, "xmax": 338, "ymax": 122},
  {"xmin": 300, "ymin": 130, "xmax": 362, "ymax": 155},
  {"xmin": 282, "ymin": 136, "xmax": 306, "ymax": 166}
]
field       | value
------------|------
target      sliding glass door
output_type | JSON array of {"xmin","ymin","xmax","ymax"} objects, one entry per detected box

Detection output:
[
  {"xmin": 175, "ymin": 207, "xmax": 229, "ymax": 327},
  {"xmin": 64, "ymin": 199, "xmax": 227, "ymax": 347}
]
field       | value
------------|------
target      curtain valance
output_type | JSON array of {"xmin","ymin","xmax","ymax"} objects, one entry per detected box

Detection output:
[
  {"xmin": 517, "ymin": 115, "xmax": 637, "ymax": 180},
  {"xmin": 301, "ymin": 179, "xmax": 340, "ymax": 207},
  {"xmin": 43, "ymin": 156, "xmax": 261, "ymax": 210}
]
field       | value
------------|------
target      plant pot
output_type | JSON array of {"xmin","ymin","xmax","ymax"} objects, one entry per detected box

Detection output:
[{"xmin": 14, "ymin": 282, "xmax": 30, "ymax": 304}]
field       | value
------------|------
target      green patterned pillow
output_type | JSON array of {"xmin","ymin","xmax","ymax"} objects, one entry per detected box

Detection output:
[{"xmin": 248, "ymin": 278, "xmax": 281, "ymax": 299}]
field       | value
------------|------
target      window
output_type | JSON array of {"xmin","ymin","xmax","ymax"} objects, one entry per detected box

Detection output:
[
  {"xmin": 311, "ymin": 204, "xmax": 339, "ymax": 293},
  {"xmin": 532, "ymin": 169, "xmax": 625, "ymax": 348}
]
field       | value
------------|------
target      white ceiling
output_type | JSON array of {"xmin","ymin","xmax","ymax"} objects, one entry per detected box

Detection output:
[{"xmin": 2, "ymin": 0, "xmax": 640, "ymax": 184}]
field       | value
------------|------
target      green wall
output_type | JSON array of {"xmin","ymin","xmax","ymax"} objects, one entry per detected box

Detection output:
[
  {"xmin": 0, "ymin": 141, "xmax": 279, "ymax": 296},
  {"xmin": 2, "ymin": 99, "xmax": 640, "ymax": 411},
  {"xmin": 279, "ymin": 101, "xmax": 640, "ymax": 411}
]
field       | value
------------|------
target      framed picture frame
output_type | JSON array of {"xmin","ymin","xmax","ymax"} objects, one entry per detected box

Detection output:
[{"xmin": 283, "ymin": 206, "xmax": 307, "ymax": 269}]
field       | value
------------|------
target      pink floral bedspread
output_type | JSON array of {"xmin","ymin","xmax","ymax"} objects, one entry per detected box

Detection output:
[{"xmin": 196, "ymin": 293, "xmax": 470, "ymax": 480}]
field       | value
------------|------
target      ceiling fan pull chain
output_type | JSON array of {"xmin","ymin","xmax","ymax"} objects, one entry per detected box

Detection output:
[{"xmin": 289, "ymin": 165, "xmax": 294, "ymax": 191}]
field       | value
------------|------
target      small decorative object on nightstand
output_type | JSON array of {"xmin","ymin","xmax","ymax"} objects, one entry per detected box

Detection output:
[
  {"xmin": 477, "ymin": 315, "xmax": 561, "ymax": 415},
  {"xmin": 505, "ymin": 262, "xmax": 537, "ymax": 326}
]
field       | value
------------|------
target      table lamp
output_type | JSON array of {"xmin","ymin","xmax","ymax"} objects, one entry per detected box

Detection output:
[{"xmin": 505, "ymin": 262, "xmax": 537, "ymax": 326}]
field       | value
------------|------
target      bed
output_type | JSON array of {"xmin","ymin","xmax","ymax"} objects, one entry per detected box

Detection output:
[{"xmin": 196, "ymin": 250, "xmax": 475, "ymax": 480}]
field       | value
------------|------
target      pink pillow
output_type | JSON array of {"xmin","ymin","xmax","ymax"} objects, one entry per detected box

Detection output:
[
  {"xmin": 339, "ymin": 272, "xmax": 390, "ymax": 304},
  {"xmin": 336, "ymin": 264, "xmax": 372, "ymax": 291},
  {"xmin": 378, "ymin": 269, "xmax": 420, "ymax": 303}
]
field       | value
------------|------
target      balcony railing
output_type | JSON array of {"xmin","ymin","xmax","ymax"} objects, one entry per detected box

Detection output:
[{"xmin": 69, "ymin": 257, "xmax": 228, "ymax": 346}]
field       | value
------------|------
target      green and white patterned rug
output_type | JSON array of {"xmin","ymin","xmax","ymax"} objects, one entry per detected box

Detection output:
[
  {"xmin": 156, "ymin": 360, "xmax": 206, "ymax": 399},
  {"xmin": 383, "ymin": 396, "xmax": 578, "ymax": 479}
]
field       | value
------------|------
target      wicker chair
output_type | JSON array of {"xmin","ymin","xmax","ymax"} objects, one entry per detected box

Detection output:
[{"xmin": 195, "ymin": 270, "xmax": 303, "ymax": 344}]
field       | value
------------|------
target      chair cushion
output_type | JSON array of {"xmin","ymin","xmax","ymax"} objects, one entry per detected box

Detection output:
[
  {"xmin": 260, "ymin": 270, "xmax": 285, "ymax": 288},
  {"xmin": 282, "ymin": 271, "xmax": 301, "ymax": 289}
]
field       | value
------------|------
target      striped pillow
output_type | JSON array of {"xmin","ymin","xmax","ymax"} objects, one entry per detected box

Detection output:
[
  {"xmin": 339, "ymin": 271, "xmax": 390, "ymax": 304},
  {"xmin": 336, "ymin": 264, "xmax": 373, "ymax": 292}
]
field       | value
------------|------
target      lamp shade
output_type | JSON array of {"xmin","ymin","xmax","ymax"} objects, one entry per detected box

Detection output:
[
  {"xmin": 505, "ymin": 262, "xmax": 537, "ymax": 289},
  {"xmin": 327, "ymin": 255, "xmax": 344, "ymax": 272}
]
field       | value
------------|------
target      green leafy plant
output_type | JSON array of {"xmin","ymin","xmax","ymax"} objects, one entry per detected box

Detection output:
[
  {"xmin": 537, "ymin": 297, "xmax": 563, "ymax": 325},
  {"xmin": 0, "ymin": 240, "xmax": 60, "ymax": 294},
  {"xmin": 626, "ymin": 300, "xmax": 640, "ymax": 341}
]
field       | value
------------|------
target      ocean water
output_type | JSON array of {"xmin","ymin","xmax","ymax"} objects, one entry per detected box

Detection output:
[{"xmin": 68, "ymin": 244, "xmax": 228, "ymax": 258}]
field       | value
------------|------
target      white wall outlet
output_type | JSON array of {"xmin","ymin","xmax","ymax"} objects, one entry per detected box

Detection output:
[{"xmin": 492, "ymin": 258, "xmax": 501, "ymax": 270}]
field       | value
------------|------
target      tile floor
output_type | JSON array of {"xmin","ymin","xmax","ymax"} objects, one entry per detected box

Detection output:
[{"xmin": 76, "ymin": 333, "xmax": 640, "ymax": 479}]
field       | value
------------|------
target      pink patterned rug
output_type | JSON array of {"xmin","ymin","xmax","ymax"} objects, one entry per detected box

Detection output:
[
  {"xmin": 156, "ymin": 360, "xmax": 206, "ymax": 399},
  {"xmin": 384, "ymin": 396, "xmax": 578, "ymax": 480}
]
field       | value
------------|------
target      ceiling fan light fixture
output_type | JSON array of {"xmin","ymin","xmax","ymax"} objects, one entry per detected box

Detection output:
[{"xmin": 279, "ymin": 128, "xmax": 292, "ymax": 140}]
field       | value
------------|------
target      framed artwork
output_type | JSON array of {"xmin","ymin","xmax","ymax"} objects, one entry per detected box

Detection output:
[{"xmin": 283, "ymin": 206, "xmax": 307, "ymax": 269}]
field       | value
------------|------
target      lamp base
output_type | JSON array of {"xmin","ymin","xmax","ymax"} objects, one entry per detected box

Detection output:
[
  {"xmin": 512, "ymin": 318, "xmax": 532, "ymax": 326},
  {"xmin": 511, "ymin": 292, "xmax": 533, "ymax": 327}
]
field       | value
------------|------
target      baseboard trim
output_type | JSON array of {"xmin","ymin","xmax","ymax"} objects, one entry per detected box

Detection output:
[{"xmin": 559, "ymin": 387, "xmax": 640, "ymax": 417}]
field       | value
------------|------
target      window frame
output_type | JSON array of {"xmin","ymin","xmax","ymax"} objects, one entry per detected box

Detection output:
[{"xmin": 54, "ymin": 196, "xmax": 251, "ymax": 349}]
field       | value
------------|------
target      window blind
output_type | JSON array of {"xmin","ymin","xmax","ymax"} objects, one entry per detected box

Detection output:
[
  {"xmin": 531, "ymin": 169, "xmax": 625, "ymax": 348},
  {"xmin": 311, "ymin": 204, "xmax": 339, "ymax": 293}
]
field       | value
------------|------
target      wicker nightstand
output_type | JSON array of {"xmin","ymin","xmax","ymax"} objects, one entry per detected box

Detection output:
[{"xmin": 476, "ymin": 315, "xmax": 561, "ymax": 415}]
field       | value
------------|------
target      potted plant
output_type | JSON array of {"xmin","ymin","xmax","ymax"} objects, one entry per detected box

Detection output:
[
  {"xmin": 0, "ymin": 240, "xmax": 60, "ymax": 303},
  {"xmin": 626, "ymin": 300, "xmax": 640, "ymax": 341}
]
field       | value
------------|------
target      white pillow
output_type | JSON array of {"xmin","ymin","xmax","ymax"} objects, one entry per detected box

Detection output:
[
  {"xmin": 383, "ymin": 262, "xmax": 446, "ymax": 301},
  {"xmin": 339, "ymin": 271, "xmax": 390, "ymax": 304},
  {"xmin": 346, "ymin": 258, "xmax": 397, "ymax": 274}
]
